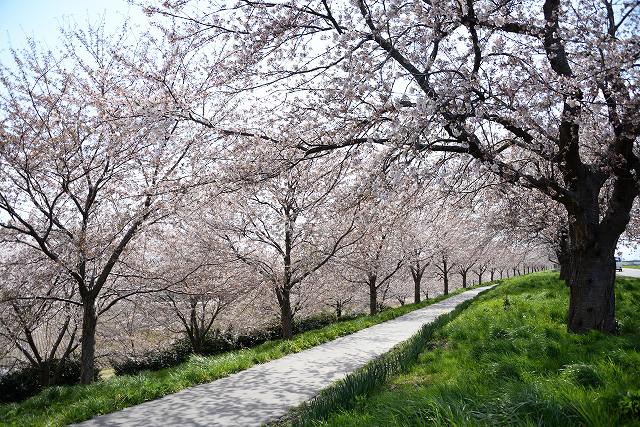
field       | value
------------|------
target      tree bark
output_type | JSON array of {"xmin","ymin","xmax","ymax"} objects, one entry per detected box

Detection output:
[
  {"xmin": 276, "ymin": 287, "xmax": 294, "ymax": 339},
  {"xmin": 369, "ymin": 277, "xmax": 378, "ymax": 315},
  {"xmin": 557, "ymin": 230, "xmax": 572, "ymax": 283},
  {"xmin": 565, "ymin": 213, "xmax": 619, "ymax": 334},
  {"xmin": 567, "ymin": 249, "xmax": 616, "ymax": 333},
  {"xmin": 443, "ymin": 273, "xmax": 449, "ymax": 295},
  {"xmin": 80, "ymin": 299, "xmax": 97, "ymax": 384},
  {"xmin": 38, "ymin": 361, "xmax": 51, "ymax": 387},
  {"xmin": 412, "ymin": 270, "xmax": 423, "ymax": 303}
]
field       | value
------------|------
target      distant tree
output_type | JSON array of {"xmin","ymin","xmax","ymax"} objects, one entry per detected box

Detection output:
[
  {"xmin": 219, "ymin": 159, "xmax": 358, "ymax": 338},
  {"xmin": 0, "ymin": 250, "xmax": 79, "ymax": 386}
]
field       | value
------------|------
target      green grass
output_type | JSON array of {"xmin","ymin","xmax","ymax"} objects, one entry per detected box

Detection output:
[
  {"xmin": 0, "ymin": 285, "xmax": 483, "ymax": 427},
  {"xmin": 300, "ymin": 272, "xmax": 640, "ymax": 427},
  {"xmin": 623, "ymin": 265, "xmax": 640, "ymax": 269},
  {"xmin": 283, "ymin": 288, "xmax": 493, "ymax": 427}
]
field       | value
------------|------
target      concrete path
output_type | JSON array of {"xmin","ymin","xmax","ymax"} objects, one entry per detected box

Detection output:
[
  {"xmin": 76, "ymin": 286, "xmax": 493, "ymax": 427},
  {"xmin": 619, "ymin": 268, "xmax": 640, "ymax": 279}
]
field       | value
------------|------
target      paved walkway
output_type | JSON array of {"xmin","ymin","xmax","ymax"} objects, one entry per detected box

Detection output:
[
  {"xmin": 76, "ymin": 286, "xmax": 493, "ymax": 427},
  {"xmin": 619, "ymin": 267, "xmax": 640, "ymax": 279}
]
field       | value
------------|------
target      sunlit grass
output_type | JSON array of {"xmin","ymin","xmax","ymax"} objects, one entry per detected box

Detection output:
[
  {"xmin": 0, "ymin": 285, "xmax": 481, "ymax": 426},
  {"xmin": 297, "ymin": 272, "xmax": 640, "ymax": 426}
]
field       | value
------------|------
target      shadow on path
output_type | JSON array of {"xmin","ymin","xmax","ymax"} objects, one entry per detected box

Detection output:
[{"xmin": 76, "ymin": 286, "xmax": 493, "ymax": 427}]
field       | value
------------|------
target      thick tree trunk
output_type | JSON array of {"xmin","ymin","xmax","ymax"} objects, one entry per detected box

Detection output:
[
  {"xmin": 558, "ymin": 240, "xmax": 572, "ymax": 283},
  {"xmin": 38, "ymin": 361, "xmax": 51, "ymax": 387},
  {"xmin": 477, "ymin": 273, "xmax": 483, "ymax": 286},
  {"xmin": 559, "ymin": 259, "xmax": 571, "ymax": 282},
  {"xmin": 190, "ymin": 331, "xmax": 206, "ymax": 354},
  {"xmin": 335, "ymin": 301, "xmax": 342, "ymax": 319},
  {"xmin": 80, "ymin": 299, "xmax": 97, "ymax": 384},
  {"xmin": 566, "ymin": 231, "xmax": 617, "ymax": 333},
  {"xmin": 460, "ymin": 271, "xmax": 467, "ymax": 289},
  {"xmin": 276, "ymin": 287, "xmax": 294, "ymax": 339}
]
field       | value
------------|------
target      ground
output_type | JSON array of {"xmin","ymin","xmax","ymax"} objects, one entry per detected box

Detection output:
[
  {"xmin": 306, "ymin": 272, "xmax": 640, "ymax": 426},
  {"xmin": 0, "ymin": 286, "xmax": 487, "ymax": 426}
]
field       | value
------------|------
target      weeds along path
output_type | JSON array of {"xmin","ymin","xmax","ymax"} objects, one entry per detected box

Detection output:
[{"xmin": 75, "ymin": 286, "xmax": 493, "ymax": 427}]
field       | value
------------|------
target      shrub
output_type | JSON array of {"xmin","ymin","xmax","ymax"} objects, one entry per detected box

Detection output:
[
  {"xmin": 112, "ymin": 312, "xmax": 354, "ymax": 375},
  {"xmin": 197, "ymin": 329, "xmax": 237, "ymax": 356},
  {"xmin": 112, "ymin": 340, "xmax": 191, "ymax": 376},
  {"xmin": 293, "ymin": 312, "xmax": 337, "ymax": 334},
  {"xmin": 235, "ymin": 324, "xmax": 282, "ymax": 349},
  {"xmin": 0, "ymin": 358, "xmax": 90, "ymax": 403}
]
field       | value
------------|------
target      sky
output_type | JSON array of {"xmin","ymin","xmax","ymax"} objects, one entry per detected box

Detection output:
[{"xmin": 0, "ymin": 0, "xmax": 140, "ymax": 64}]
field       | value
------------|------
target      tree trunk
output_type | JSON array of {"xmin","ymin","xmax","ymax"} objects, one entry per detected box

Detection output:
[
  {"xmin": 413, "ymin": 272, "xmax": 422, "ymax": 303},
  {"xmin": 566, "ymin": 228, "xmax": 617, "ymax": 333},
  {"xmin": 38, "ymin": 361, "xmax": 51, "ymax": 387},
  {"xmin": 369, "ymin": 278, "xmax": 378, "ymax": 315},
  {"xmin": 80, "ymin": 299, "xmax": 97, "ymax": 384},
  {"xmin": 443, "ymin": 272, "xmax": 449, "ymax": 295},
  {"xmin": 276, "ymin": 287, "xmax": 294, "ymax": 339},
  {"xmin": 335, "ymin": 301, "xmax": 342, "ymax": 319},
  {"xmin": 558, "ymin": 250, "xmax": 572, "ymax": 283},
  {"xmin": 190, "ymin": 330, "xmax": 206, "ymax": 355},
  {"xmin": 461, "ymin": 271, "xmax": 467, "ymax": 289},
  {"xmin": 477, "ymin": 272, "xmax": 482, "ymax": 286}
]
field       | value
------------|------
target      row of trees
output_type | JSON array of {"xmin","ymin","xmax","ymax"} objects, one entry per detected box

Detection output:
[
  {"xmin": 0, "ymin": 115, "xmax": 546, "ymax": 384},
  {"xmin": 1, "ymin": 0, "xmax": 638, "ymax": 386},
  {"xmin": 142, "ymin": 0, "xmax": 639, "ymax": 335}
]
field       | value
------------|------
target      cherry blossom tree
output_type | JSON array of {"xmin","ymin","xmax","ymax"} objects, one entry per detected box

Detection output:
[
  {"xmin": 0, "ymin": 26, "xmax": 204, "ymax": 383},
  {"xmin": 150, "ymin": 0, "xmax": 640, "ymax": 333},
  {"xmin": 0, "ymin": 248, "xmax": 80, "ymax": 386},
  {"xmin": 149, "ymin": 220, "xmax": 249, "ymax": 354},
  {"xmin": 216, "ymin": 157, "xmax": 359, "ymax": 338},
  {"xmin": 403, "ymin": 210, "xmax": 436, "ymax": 303}
]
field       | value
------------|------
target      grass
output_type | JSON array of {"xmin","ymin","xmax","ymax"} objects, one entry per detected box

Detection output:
[
  {"xmin": 0, "ymin": 285, "xmax": 483, "ymax": 426},
  {"xmin": 623, "ymin": 265, "xmax": 640, "ymax": 269},
  {"xmin": 282, "ymin": 287, "xmax": 492, "ymax": 427},
  {"xmin": 298, "ymin": 272, "xmax": 640, "ymax": 427}
]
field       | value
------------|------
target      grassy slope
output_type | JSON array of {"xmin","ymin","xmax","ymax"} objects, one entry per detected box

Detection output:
[
  {"xmin": 310, "ymin": 273, "xmax": 640, "ymax": 427},
  {"xmin": 0, "ymin": 286, "xmax": 480, "ymax": 427}
]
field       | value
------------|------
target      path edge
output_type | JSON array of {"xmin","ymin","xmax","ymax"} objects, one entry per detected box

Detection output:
[{"xmin": 275, "ymin": 285, "xmax": 498, "ymax": 427}]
